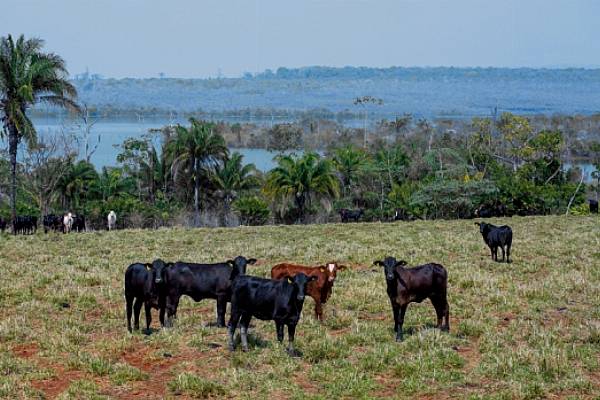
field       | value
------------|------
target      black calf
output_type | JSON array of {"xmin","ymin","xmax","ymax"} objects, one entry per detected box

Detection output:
[
  {"xmin": 476, "ymin": 222, "xmax": 513, "ymax": 263},
  {"xmin": 163, "ymin": 256, "xmax": 257, "ymax": 327},
  {"xmin": 339, "ymin": 208, "xmax": 364, "ymax": 223},
  {"xmin": 228, "ymin": 272, "xmax": 317, "ymax": 354},
  {"xmin": 124, "ymin": 259, "xmax": 172, "ymax": 333}
]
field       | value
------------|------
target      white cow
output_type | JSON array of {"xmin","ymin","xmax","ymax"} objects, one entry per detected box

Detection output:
[
  {"xmin": 107, "ymin": 211, "xmax": 117, "ymax": 231},
  {"xmin": 63, "ymin": 212, "xmax": 73, "ymax": 233}
]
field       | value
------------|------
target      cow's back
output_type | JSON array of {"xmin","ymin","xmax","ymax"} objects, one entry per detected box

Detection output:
[{"xmin": 168, "ymin": 262, "xmax": 232, "ymax": 300}]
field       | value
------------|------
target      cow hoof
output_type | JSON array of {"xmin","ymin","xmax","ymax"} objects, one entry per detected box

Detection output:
[
  {"xmin": 395, "ymin": 337, "xmax": 403, "ymax": 342},
  {"xmin": 286, "ymin": 349, "xmax": 301, "ymax": 357},
  {"xmin": 242, "ymin": 347, "xmax": 249, "ymax": 353}
]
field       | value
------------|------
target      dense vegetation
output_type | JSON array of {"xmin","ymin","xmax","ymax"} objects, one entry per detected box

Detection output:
[
  {"xmin": 1, "ymin": 111, "xmax": 598, "ymax": 229},
  {"xmin": 0, "ymin": 216, "xmax": 598, "ymax": 398}
]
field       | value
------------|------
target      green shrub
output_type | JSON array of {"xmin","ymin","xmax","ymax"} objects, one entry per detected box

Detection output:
[{"xmin": 233, "ymin": 196, "xmax": 270, "ymax": 225}]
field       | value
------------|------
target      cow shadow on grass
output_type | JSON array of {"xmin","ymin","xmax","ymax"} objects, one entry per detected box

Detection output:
[{"xmin": 230, "ymin": 332, "xmax": 270, "ymax": 350}]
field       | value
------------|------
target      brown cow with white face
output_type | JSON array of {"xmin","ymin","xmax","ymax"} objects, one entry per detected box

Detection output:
[{"xmin": 271, "ymin": 262, "xmax": 347, "ymax": 320}]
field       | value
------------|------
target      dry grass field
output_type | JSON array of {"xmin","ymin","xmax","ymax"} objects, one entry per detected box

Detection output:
[{"xmin": 0, "ymin": 216, "xmax": 598, "ymax": 399}]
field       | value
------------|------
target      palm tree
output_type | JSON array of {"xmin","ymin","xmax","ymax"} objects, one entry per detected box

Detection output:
[
  {"xmin": 213, "ymin": 152, "xmax": 260, "ymax": 225},
  {"xmin": 0, "ymin": 34, "xmax": 79, "ymax": 222},
  {"xmin": 332, "ymin": 145, "xmax": 367, "ymax": 196},
  {"xmin": 264, "ymin": 152, "xmax": 339, "ymax": 223},
  {"xmin": 166, "ymin": 118, "xmax": 228, "ymax": 224},
  {"xmin": 56, "ymin": 160, "xmax": 98, "ymax": 210}
]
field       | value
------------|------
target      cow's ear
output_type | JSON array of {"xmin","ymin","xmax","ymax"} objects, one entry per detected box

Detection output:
[
  {"xmin": 287, "ymin": 277, "xmax": 294, "ymax": 284},
  {"xmin": 395, "ymin": 260, "xmax": 408, "ymax": 267},
  {"xmin": 319, "ymin": 266, "xmax": 326, "ymax": 273},
  {"xmin": 373, "ymin": 260, "xmax": 384, "ymax": 267},
  {"xmin": 474, "ymin": 222, "xmax": 481, "ymax": 226},
  {"xmin": 226, "ymin": 260, "xmax": 235, "ymax": 267},
  {"xmin": 145, "ymin": 263, "xmax": 153, "ymax": 270},
  {"xmin": 337, "ymin": 264, "xmax": 348, "ymax": 271},
  {"xmin": 247, "ymin": 258, "xmax": 257, "ymax": 265},
  {"xmin": 310, "ymin": 275, "xmax": 318, "ymax": 281}
]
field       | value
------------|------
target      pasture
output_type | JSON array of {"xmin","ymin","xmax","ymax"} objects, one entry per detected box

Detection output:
[{"xmin": 0, "ymin": 216, "xmax": 598, "ymax": 399}]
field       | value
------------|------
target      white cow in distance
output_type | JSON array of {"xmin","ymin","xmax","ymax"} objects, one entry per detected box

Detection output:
[
  {"xmin": 63, "ymin": 212, "xmax": 73, "ymax": 233},
  {"xmin": 107, "ymin": 211, "xmax": 117, "ymax": 231}
]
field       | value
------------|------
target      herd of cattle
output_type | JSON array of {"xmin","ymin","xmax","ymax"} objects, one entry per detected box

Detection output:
[
  {"xmin": 0, "ymin": 211, "xmax": 117, "ymax": 234},
  {"xmin": 125, "ymin": 222, "xmax": 512, "ymax": 354}
]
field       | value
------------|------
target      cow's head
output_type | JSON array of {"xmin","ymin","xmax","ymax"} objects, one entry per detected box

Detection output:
[
  {"xmin": 149, "ymin": 258, "xmax": 174, "ymax": 285},
  {"xmin": 374, "ymin": 257, "xmax": 407, "ymax": 281},
  {"xmin": 319, "ymin": 262, "xmax": 347, "ymax": 282},
  {"xmin": 474, "ymin": 222, "xmax": 489, "ymax": 234},
  {"xmin": 288, "ymin": 273, "xmax": 318, "ymax": 301},
  {"xmin": 227, "ymin": 256, "xmax": 257, "ymax": 280}
]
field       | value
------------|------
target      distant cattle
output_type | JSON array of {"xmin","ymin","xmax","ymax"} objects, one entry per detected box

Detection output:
[
  {"xmin": 476, "ymin": 222, "xmax": 512, "ymax": 263},
  {"xmin": 107, "ymin": 211, "xmax": 117, "ymax": 231},
  {"xmin": 63, "ymin": 212, "xmax": 73, "ymax": 233},
  {"xmin": 125, "ymin": 259, "xmax": 172, "ymax": 333},
  {"xmin": 475, "ymin": 203, "xmax": 508, "ymax": 219},
  {"xmin": 12, "ymin": 216, "xmax": 37, "ymax": 235},
  {"xmin": 590, "ymin": 199, "xmax": 599, "ymax": 214},
  {"xmin": 43, "ymin": 214, "xmax": 63, "ymax": 233},
  {"xmin": 374, "ymin": 257, "xmax": 449, "ymax": 341},
  {"xmin": 339, "ymin": 208, "xmax": 363, "ymax": 223},
  {"xmin": 72, "ymin": 215, "xmax": 86, "ymax": 232},
  {"xmin": 228, "ymin": 272, "xmax": 317, "ymax": 354},
  {"xmin": 0, "ymin": 217, "xmax": 6, "ymax": 233},
  {"xmin": 271, "ymin": 262, "xmax": 346, "ymax": 320},
  {"xmin": 162, "ymin": 256, "xmax": 257, "ymax": 327}
]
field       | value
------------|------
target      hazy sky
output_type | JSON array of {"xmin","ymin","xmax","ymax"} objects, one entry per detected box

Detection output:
[{"xmin": 2, "ymin": 0, "xmax": 599, "ymax": 78}]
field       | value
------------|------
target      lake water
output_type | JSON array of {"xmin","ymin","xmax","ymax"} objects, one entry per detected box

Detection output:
[
  {"xmin": 32, "ymin": 117, "xmax": 285, "ymax": 172},
  {"xmin": 19, "ymin": 117, "xmax": 600, "ymax": 180}
]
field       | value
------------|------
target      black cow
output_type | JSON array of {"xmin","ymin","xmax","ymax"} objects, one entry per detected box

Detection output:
[
  {"xmin": 12, "ymin": 216, "xmax": 37, "ymax": 235},
  {"xmin": 124, "ymin": 259, "xmax": 172, "ymax": 334},
  {"xmin": 589, "ymin": 199, "xmax": 599, "ymax": 214},
  {"xmin": 72, "ymin": 215, "xmax": 86, "ymax": 232},
  {"xmin": 374, "ymin": 257, "xmax": 449, "ymax": 341},
  {"xmin": 0, "ymin": 217, "xmax": 6, "ymax": 233},
  {"xmin": 163, "ymin": 256, "xmax": 257, "ymax": 327},
  {"xmin": 43, "ymin": 214, "xmax": 63, "ymax": 233},
  {"xmin": 475, "ymin": 222, "xmax": 512, "ymax": 263},
  {"xmin": 228, "ymin": 272, "xmax": 317, "ymax": 355},
  {"xmin": 339, "ymin": 208, "xmax": 364, "ymax": 223}
]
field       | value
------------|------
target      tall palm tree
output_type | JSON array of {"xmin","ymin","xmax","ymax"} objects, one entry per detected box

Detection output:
[
  {"xmin": 213, "ymin": 152, "xmax": 260, "ymax": 225},
  {"xmin": 56, "ymin": 160, "xmax": 98, "ymax": 210},
  {"xmin": 0, "ymin": 34, "xmax": 79, "ymax": 222},
  {"xmin": 332, "ymin": 145, "xmax": 367, "ymax": 196},
  {"xmin": 166, "ymin": 118, "xmax": 228, "ymax": 224},
  {"xmin": 264, "ymin": 152, "xmax": 339, "ymax": 223}
]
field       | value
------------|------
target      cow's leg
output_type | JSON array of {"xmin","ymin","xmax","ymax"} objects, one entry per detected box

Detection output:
[
  {"xmin": 133, "ymin": 297, "xmax": 143, "ymax": 331},
  {"xmin": 276, "ymin": 321, "xmax": 284, "ymax": 343},
  {"xmin": 216, "ymin": 295, "xmax": 228, "ymax": 327},
  {"xmin": 126, "ymin": 294, "xmax": 134, "ymax": 332},
  {"xmin": 286, "ymin": 323, "xmax": 298, "ymax": 356},
  {"xmin": 314, "ymin": 300, "xmax": 323, "ymax": 321},
  {"xmin": 432, "ymin": 297, "xmax": 444, "ymax": 329},
  {"xmin": 396, "ymin": 304, "xmax": 407, "ymax": 342},
  {"xmin": 391, "ymin": 301, "xmax": 399, "ymax": 332},
  {"xmin": 500, "ymin": 245, "xmax": 506, "ymax": 262},
  {"xmin": 489, "ymin": 246, "xmax": 494, "ymax": 260},
  {"xmin": 159, "ymin": 305, "xmax": 166, "ymax": 327},
  {"xmin": 144, "ymin": 303, "xmax": 152, "ymax": 334},
  {"xmin": 442, "ymin": 299, "xmax": 450, "ymax": 331},
  {"xmin": 506, "ymin": 243, "xmax": 511, "ymax": 264},
  {"xmin": 228, "ymin": 310, "xmax": 241, "ymax": 351},
  {"xmin": 165, "ymin": 294, "xmax": 180, "ymax": 328},
  {"xmin": 240, "ymin": 314, "xmax": 252, "ymax": 352}
]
